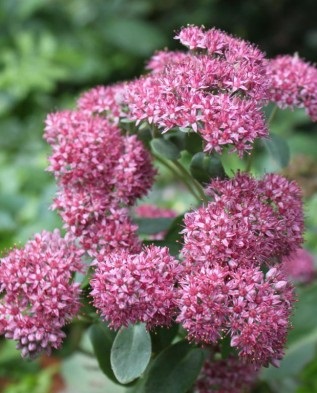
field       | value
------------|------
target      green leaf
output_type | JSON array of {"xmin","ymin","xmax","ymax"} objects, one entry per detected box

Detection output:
[
  {"xmin": 144, "ymin": 341, "xmax": 205, "ymax": 393},
  {"xmin": 297, "ymin": 355, "xmax": 317, "ymax": 392},
  {"xmin": 150, "ymin": 324, "xmax": 179, "ymax": 354},
  {"xmin": 89, "ymin": 322, "xmax": 118, "ymax": 384},
  {"xmin": 184, "ymin": 132, "xmax": 203, "ymax": 154},
  {"xmin": 165, "ymin": 131, "xmax": 186, "ymax": 152},
  {"xmin": 151, "ymin": 138, "xmax": 181, "ymax": 160},
  {"xmin": 190, "ymin": 152, "xmax": 227, "ymax": 184},
  {"xmin": 164, "ymin": 215, "xmax": 185, "ymax": 242},
  {"xmin": 134, "ymin": 217, "xmax": 174, "ymax": 235},
  {"xmin": 262, "ymin": 134, "xmax": 290, "ymax": 168},
  {"xmin": 111, "ymin": 324, "xmax": 151, "ymax": 384},
  {"xmin": 220, "ymin": 335, "xmax": 238, "ymax": 359},
  {"xmin": 141, "ymin": 215, "xmax": 185, "ymax": 256},
  {"xmin": 138, "ymin": 126, "xmax": 152, "ymax": 148}
]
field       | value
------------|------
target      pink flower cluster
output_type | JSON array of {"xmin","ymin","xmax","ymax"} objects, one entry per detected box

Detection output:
[
  {"xmin": 91, "ymin": 246, "xmax": 182, "ymax": 329},
  {"xmin": 124, "ymin": 25, "xmax": 269, "ymax": 155},
  {"xmin": 194, "ymin": 354, "xmax": 258, "ymax": 393},
  {"xmin": 177, "ymin": 172, "xmax": 303, "ymax": 367},
  {"xmin": 227, "ymin": 267, "xmax": 293, "ymax": 367},
  {"xmin": 0, "ymin": 230, "xmax": 83, "ymax": 358},
  {"xmin": 267, "ymin": 54, "xmax": 317, "ymax": 121},
  {"xmin": 45, "ymin": 110, "xmax": 156, "ymax": 255},
  {"xmin": 177, "ymin": 265, "xmax": 294, "ymax": 367},
  {"xmin": 89, "ymin": 172, "xmax": 302, "ymax": 368},
  {"xmin": 174, "ymin": 25, "xmax": 268, "ymax": 102},
  {"xmin": 3, "ymin": 25, "xmax": 311, "ymax": 370},
  {"xmin": 183, "ymin": 173, "xmax": 303, "ymax": 270},
  {"xmin": 77, "ymin": 83, "xmax": 126, "ymax": 124},
  {"xmin": 78, "ymin": 208, "xmax": 141, "ymax": 258}
]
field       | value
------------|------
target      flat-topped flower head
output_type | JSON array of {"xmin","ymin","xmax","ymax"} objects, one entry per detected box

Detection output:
[
  {"xmin": 182, "ymin": 198, "xmax": 264, "ymax": 270},
  {"xmin": 44, "ymin": 110, "xmax": 123, "ymax": 188},
  {"xmin": 77, "ymin": 83, "xmax": 126, "ymax": 123},
  {"xmin": 174, "ymin": 25, "xmax": 206, "ymax": 50},
  {"xmin": 45, "ymin": 112, "xmax": 155, "ymax": 204},
  {"xmin": 77, "ymin": 208, "xmax": 141, "ymax": 257},
  {"xmin": 146, "ymin": 50, "xmax": 190, "ymax": 73},
  {"xmin": 52, "ymin": 185, "xmax": 114, "ymax": 235},
  {"xmin": 177, "ymin": 262, "xmax": 295, "ymax": 368},
  {"xmin": 259, "ymin": 173, "xmax": 304, "ymax": 257},
  {"xmin": 113, "ymin": 135, "xmax": 157, "ymax": 206},
  {"xmin": 175, "ymin": 25, "xmax": 269, "ymax": 100},
  {"xmin": 227, "ymin": 266, "xmax": 294, "ymax": 367},
  {"xmin": 91, "ymin": 246, "xmax": 181, "ymax": 329},
  {"xmin": 183, "ymin": 172, "xmax": 304, "ymax": 268},
  {"xmin": 125, "ymin": 25, "xmax": 269, "ymax": 156},
  {"xmin": 46, "ymin": 111, "xmax": 156, "ymax": 233},
  {"xmin": 267, "ymin": 54, "xmax": 317, "ymax": 121},
  {"xmin": 0, "ymin": 230, "xmax": 83, "ymax": 358},
  {"xmin": 176, "ymin": 265, "xmax": 230, "ymax": 344}
]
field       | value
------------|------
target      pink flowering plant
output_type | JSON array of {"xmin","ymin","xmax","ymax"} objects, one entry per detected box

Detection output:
[{"xmin": 1, "ymin": 25, "xmax": 317, "ymax": 392}]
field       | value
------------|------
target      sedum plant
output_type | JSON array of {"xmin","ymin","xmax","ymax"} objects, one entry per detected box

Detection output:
[{"xmin": 1, "ymin": 25, "xmax": 317, "ymax": 393}]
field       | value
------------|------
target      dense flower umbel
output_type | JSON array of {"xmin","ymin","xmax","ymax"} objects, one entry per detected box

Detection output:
[
  {"xmin": 177, "ymin": 265, "xmax": 230, "ymax": 344},
  {"xmin": 174, "ymin": 25, "xmax": 269, "ymax": 101},
  {"xmin": 77, "ymin": 208, "xmax": 141, "ymax": 257},
  {"xmin": 194, "ymin": 354, "xmax": 258, "ymax": 393},
  {"xmin": 113, "ymin": 135, "xmax": 157, "ymax": 206},
  {"xmin": 124, "ymin": 26, "xmax": 268, "ymax": 155},
  {"xmin": 177, "ymin": 265, "xmax": 294, "ymax": 367},
  {"xmin": 282, "ymin": 248, "xmax": 315, "ymax": 283},
  {"xmin": 228, "ymin": 267, "xmax": 294, "ymax": 367},
  {"xmin": 91, "ymin": 246, "xmax": 182, "ymax": 329},
  {"xmin": 267, "ymin": 54, "xmax": 317, "ymax": 121},
  {"xmin": 45, "ymin": 111, "xmax": 156, "ymax": 234},
  {"xmin": 179, "ymin": 172, "xmax": 301, "ymax": 367},
  {"xmin": 45, "ymin": 111, "xmax": 155, "ymax": 205},
  {"xmin": 44, "ymin": 110, "xmax": 123, "ymax": 189},
  {"xmin": 182, "ymin": 172, "xmax": 303, "ymax": 270},
  {"xmin": 52, "ymin": 185, "xmax": 113, "ymax": 235},
  {"xmin": 0, "ymin": 230, "xmax": 83, "ymax": 358},
  {"xmin": 77, "ymin": 83, "xmax": 126, "ymax": 123}
]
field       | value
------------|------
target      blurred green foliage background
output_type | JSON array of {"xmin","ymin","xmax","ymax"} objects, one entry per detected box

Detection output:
[{"xmin": 0, "ymin": 0, "xmax": 317, "ymax": 392}]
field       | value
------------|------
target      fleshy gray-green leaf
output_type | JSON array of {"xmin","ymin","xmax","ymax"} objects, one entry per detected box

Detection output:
[
  {"xmin": 111, "ymin": 324, "xmax": 152, "ymax": 384},
  {"xmin": 151, "ymin": 138, "xmax": 181, "ymax": 160},
  {"xmin": 262, "ymin": 134, "xmax": 290, "ymax": 168},
  {"xmin": 144, "ymin": 341, "xmax": 205, "ymax": 393},
  {"xmin": 190, "ymin": 152, "xmax": 226, "ymax": 184},
  {"xmin": 89, "ymin": 322, "xmax": 118, "ymax": 384}
]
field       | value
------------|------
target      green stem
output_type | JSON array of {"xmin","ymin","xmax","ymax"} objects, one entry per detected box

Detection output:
[
  {"xmin": 153, "ymin": 154, "xmax": 202, "ymax": 203},
  {"xmin": 172, "ymin": 159, "xmax": 208, "ymax": 203}
]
